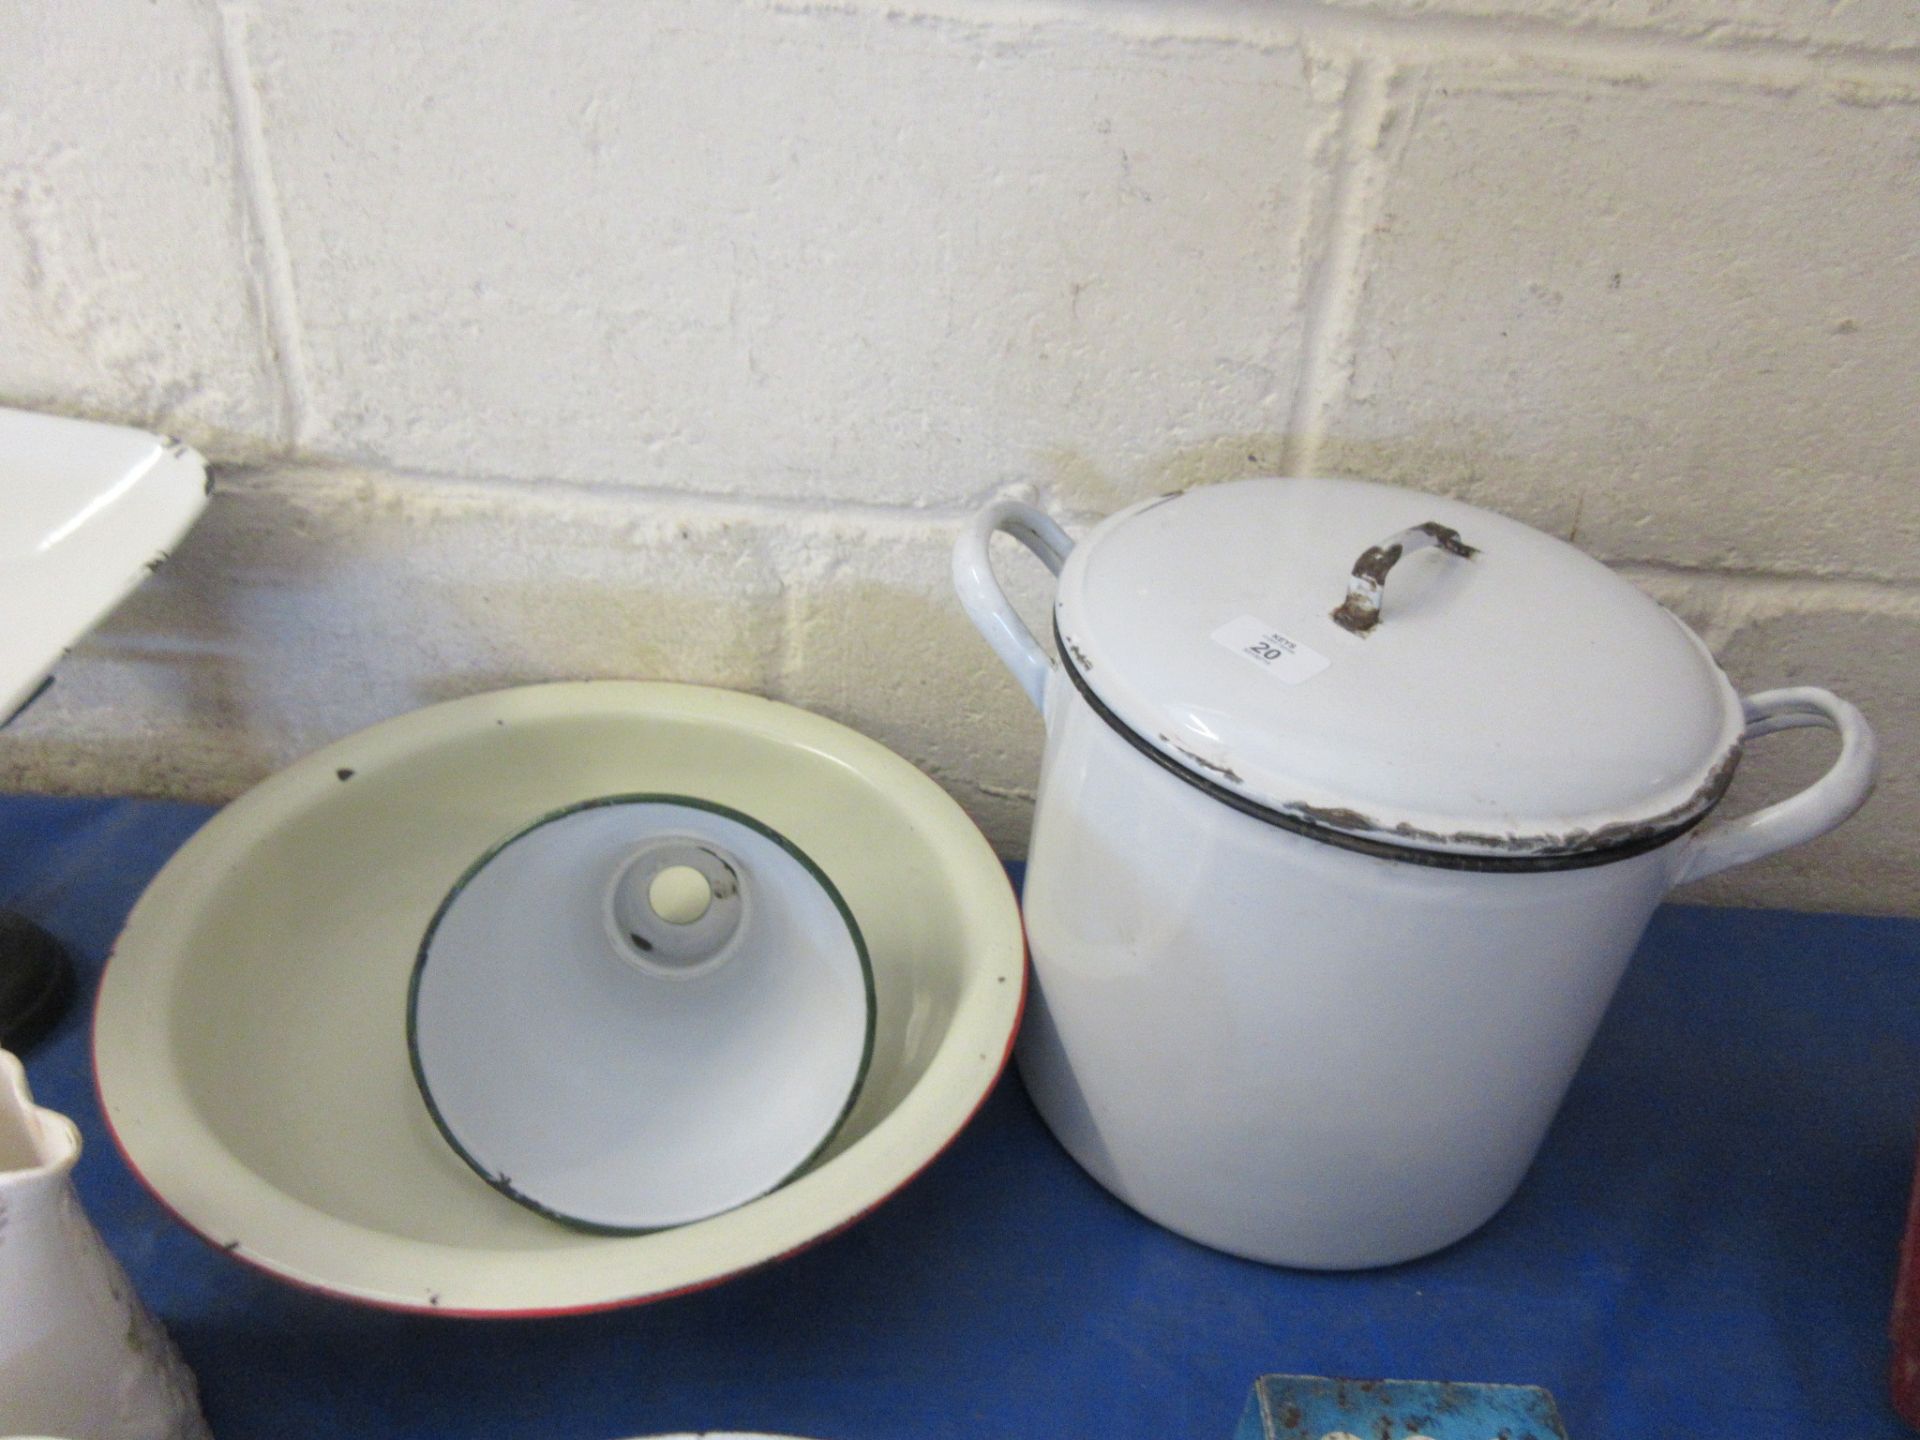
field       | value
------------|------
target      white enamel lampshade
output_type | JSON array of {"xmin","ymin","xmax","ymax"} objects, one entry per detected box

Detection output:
[{"xmin": 410, "ymin": 796, "xmax": 875, "ymax": 1232}]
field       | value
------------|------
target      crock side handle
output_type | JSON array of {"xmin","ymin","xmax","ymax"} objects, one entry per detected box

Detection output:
[
  {"xmin": 953, "ymin": 501, "xmax": 1075, "ymax": 714},
  {"xmin": 1671, "ymin": 687, "xmax": 1878, "ymax": 886}
]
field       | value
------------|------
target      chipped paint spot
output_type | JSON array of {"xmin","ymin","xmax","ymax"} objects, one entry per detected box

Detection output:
[
  {"xmin": 1283, "ymin": 745, "xmax": 1742, "ymax": 857},
  {"xmin": 1161, "ymin": 735, "xmax": 1243, "ymax": 786},
  {"xmin": 1291, "ymin": 803, "xmax": 1379, "ymax": 833},
  {"xmin": 2, "ymin": 674, "xmax": 54, "ymax": 729},
  {"xmin": 1246, "ymin": 1374, "xmax": 1567, "ymax": 1440}
]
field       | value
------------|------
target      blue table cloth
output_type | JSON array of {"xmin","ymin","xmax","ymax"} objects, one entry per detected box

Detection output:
[{"xmin": 6, "ymin": 792, "xmax": 1918, "ymax": 1440}]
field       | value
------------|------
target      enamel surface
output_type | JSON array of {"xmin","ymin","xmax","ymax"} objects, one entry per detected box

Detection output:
[
  {"xmin": 95, "ymin": 683, "xmax": 1024, "ymax": 1314},
  {"xmin": 1053, "ymin": 478, "xmax": 1747, "ymax": 858},
  {"xmin": 0, "ymin": 408, "xmax": 208, "ymax": 720},
  {"xmin": 959, "ymin": 494, "xmax": 1875, "ymax": 1268},
  {"xmin": 411, "ymin": 798, "xmax": 875, "ymax": 1233}
]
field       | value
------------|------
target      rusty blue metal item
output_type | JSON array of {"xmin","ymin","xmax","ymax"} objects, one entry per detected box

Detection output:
[{"xmin": 1235, "ymin": 1374, "xmax": 1569, "ymax": 1440}]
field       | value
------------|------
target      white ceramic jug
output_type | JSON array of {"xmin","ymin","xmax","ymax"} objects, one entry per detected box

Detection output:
[{"xmin": 0, "ymin": 1048, "xmax": 210, "ymax": 1440}]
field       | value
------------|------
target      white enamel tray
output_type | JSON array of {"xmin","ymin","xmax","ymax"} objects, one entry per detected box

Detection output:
[{"xmin": 0, "ymin": 407, "xmax": 209, "ymax": 720}]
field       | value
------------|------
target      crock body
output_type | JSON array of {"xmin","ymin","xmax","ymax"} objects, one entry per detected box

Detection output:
[
  {"xmin": 954, "ymin": 483, "xmax": 1877, "ymax": 1270},
  {"xmin": 1018, "ymin": 678, "xmax": 1677, "ymax": 1269}
]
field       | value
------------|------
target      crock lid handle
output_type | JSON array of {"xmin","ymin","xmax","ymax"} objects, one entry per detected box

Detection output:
[{"xmin": 1330, "ymin": 522, "xmax": 1477, "ymax": 635}]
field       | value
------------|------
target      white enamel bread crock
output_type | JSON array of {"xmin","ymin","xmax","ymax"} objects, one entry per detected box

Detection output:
[{"xmin": 955, "ymin": 477, "xmax": 1877, "ymax": 1270}]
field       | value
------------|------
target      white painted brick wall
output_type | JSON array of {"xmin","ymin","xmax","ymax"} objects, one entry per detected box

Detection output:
[
  {"xmin": 1314, "ymin": 64, "xmax": 1920, "ymax": 579},
  {"xmin": 0, "ymin": 3, "xmax": 280, "ymax": 445},
  {"xmin": 3, "ymin": 1, "xmax": 1916, "ymax": 912}
]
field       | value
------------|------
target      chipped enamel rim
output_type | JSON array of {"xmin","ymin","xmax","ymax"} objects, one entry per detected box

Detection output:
[
  {"xmin": 94, "ymin": 682, "xmax": 1026, "ymax": 1316},
  {"xmin": 1055, "ymin": 617, "xmax": 1739, "ymax": 873}
]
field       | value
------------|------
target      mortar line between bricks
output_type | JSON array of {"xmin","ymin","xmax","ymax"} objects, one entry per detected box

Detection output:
[
  {"xmin": 216, "ymin": 2, "xmax": 314, "ymax": 450},
  {"xmin": 1616, "ymin": 562, "xmax": 1920, "ymax": 609},
  {"xmin": 1282, "ymin": 56, "xmax": 1386, "ymax": 478},
  {"xmin": 1264, "ymin": 0, "xmax": 1920, "ymax": 88},
  {"xmin": 770, "ymin": 0, "xmax": 1920, "ymax": 94},
  {"xmin": 217, "ymin": 460, "xmax": 999, "ymax": 529},
  {"xmin": 210, "ymin": 466, "xmax": 1920, "ymax": 598},
  {"xmin": 212, "ymin": 464, "xmax": 1920, "ymax": 598}
]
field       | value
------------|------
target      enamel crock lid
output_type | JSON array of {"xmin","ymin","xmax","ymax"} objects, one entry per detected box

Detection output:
[{"xmin": 1052, "ymin": 477, "xmax": 1747, "ymax": 864}]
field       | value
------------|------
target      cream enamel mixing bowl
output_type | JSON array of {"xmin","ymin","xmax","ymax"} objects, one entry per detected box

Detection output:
[{"xmin": 95, "ymin": 683, "xmax": 1024, "ymax": 1315}]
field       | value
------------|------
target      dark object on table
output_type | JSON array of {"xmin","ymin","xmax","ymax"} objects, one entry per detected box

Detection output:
[
  {"xmin": 0, "ymin": 911, "xmax": 73, "ymax": 1054},
  {"xmin": 1234, "ymin": 1374, "xmax": 1569, "ymax": 1440},
  {"xmin": 1891, "ymin": 1136, "xmax": 1920, "ymax": 1428}
]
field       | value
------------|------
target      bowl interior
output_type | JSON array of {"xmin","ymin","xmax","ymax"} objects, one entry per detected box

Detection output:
[{"xmin": 100, "ymin": 685, "xmax": 1021, "ymax": 1309}]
